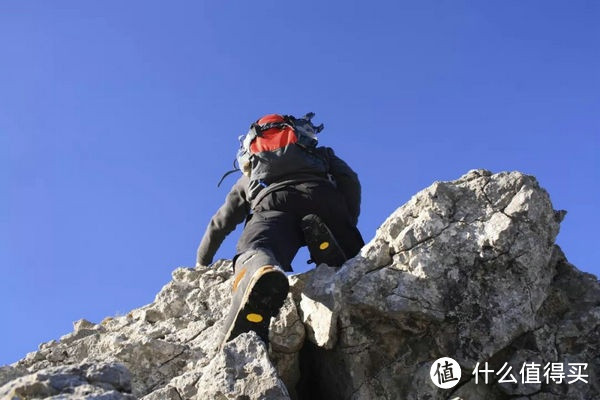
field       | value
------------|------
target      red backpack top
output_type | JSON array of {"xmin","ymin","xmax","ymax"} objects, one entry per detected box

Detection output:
[{"xmin": 219, "ymin": 113, "xmax": 328, "ymax": 200}]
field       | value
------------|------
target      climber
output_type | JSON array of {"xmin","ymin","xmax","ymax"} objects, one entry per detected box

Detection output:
[{"xmin": 196, "ymin": 113, "xmax": 364, "ymax": 347}]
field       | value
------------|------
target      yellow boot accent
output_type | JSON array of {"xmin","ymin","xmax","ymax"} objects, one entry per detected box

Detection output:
[
  {"xmin": 319, "ymin": 241, "xmax": 330, "ymax": 250},
  {"xmin": 232, "ymin": 267, "xmax": 247, "ymax": 291},
  {"xmin": 246, "ymin": 313, "xmax": 263, "ymax": 323}
]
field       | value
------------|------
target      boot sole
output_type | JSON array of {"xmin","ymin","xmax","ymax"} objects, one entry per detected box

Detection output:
[
  {"xmin": 301, "ymin": 215, "xmax": 347, "ymax": 267},
  {"xmin": 222, "ymin": 266, "xmax": 289, "ymax": 347}
]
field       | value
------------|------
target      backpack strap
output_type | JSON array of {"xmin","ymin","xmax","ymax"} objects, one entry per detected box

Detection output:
[
  {"xmin": 251, "ymin": 121, "xmax": 290, "ymax": 135},
  {"xmin": 250, "ymin": 114, "xmax": 294, "ymax": 138},
  {"xmin": 252, "ymin": 113, "xmax": 323, "ymax": 139},
  {"xmin": 217, "ymin": 158, "xmax": 241, "ymax": 187},
  {"xmin": 217, "ymin": 168, "xmax": 239, "ymax": 187}
]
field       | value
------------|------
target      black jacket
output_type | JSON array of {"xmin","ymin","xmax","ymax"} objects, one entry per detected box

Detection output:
[{"xmin": 196, "ymin": 147, "xmax": 361, "ymax": 266}]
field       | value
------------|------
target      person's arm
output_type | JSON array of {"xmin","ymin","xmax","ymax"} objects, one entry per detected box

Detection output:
[
  {"xmin": 324, "ymin": 147, "xmax": 361, "ymax": 225},
  {"xmin": 196, "ymin": 176, "xmax": 250, "ymax": 266}
]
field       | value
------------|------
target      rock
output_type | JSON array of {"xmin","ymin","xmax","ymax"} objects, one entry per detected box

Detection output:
[
  {"xmin": 289, "ymin": 265, "xmax": 339, "ymax": 349},
  {"xmin": 0, "ymin": 362, "xmax": 134, "ymax": 399},
  {"xmin": 140, "ymin": 385, "xmax": 184, "ymax": 400},
  {"xmin": 1, "ymin": 170, "xmax": 597, "ymax": 400},
  {"xmin": 270, "ymin": 293, "xmax": 306, "ymax": 353},
  {"xmin": 269, "ymin": 293, "xmax": 306, "ymax": 398},
  {"xmin": 0, "ymin": 365, "xmax": 27, "ymax": 388},
  {"xmin": 195, "ymin": 332, "xmax": 290, "ymax": 399},
  {"xmin": 295, "ymin": 170, "xmax": 598, "ymax": 400},
  {"xmin": 60, "ymin": 321, "xmax": 104, "ymax": 345}
]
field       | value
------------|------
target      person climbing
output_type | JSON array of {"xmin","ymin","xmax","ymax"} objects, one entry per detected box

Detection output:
[{"xmin": 196, "ymin": 113, "xmax": 364, "ymax": 347}]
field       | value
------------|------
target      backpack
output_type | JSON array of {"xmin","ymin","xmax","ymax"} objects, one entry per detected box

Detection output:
[{"xmin": 218, "ymin": 113, "xmax": 329, "ymax": 199}]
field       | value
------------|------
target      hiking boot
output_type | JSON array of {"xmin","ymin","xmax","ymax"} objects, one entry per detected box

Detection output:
[
  {"xmin": 221, "ymin": 264, "xmax": 289, "ymax": 348},
  {"xmin": 301, "ymin": 214, "xmax": 347, "ymax": 268}
]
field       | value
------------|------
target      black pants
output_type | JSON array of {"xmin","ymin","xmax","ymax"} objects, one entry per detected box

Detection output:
[{"xmin": 234, "ymin": 182, "xmax": 364, "ymax": 272}]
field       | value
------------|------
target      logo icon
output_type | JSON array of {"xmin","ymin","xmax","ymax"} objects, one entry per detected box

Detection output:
[{"xmin": 430, "ymin": 357, "xmax": 461, "ymax": 389}]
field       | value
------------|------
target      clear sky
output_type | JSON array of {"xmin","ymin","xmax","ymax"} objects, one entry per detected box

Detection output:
[{"xmin": 2, "ymin": 1, "xmax": 598, "ymax": 366}]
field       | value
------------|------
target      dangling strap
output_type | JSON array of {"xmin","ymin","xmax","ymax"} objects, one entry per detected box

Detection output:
[
  {"xmin": 217, "ymin": 159, "xmax": 240, "ymax": 187},
  {"xmin": 217, "ymin": 169, "xmax": 239, "ymax": 187}
]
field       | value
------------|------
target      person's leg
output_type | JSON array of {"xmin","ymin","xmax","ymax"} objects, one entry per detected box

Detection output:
[
  {"xmin": 259, "ymin": 183, "xmax": 365, "ymax": 264},
  {"xmin": 304, "ymin": 184, "xmax": 365, "ymax": 261},
  {"xmin": 324, "ymin": 213, "xmax": 364, "ymax": 261},
  {"xmin": 235, "ymin": 210, "xmax": 303, "ymax": 272},
  {"xmin": 222, "ymin": 210, "xmax": 303, "ymax": 347}
]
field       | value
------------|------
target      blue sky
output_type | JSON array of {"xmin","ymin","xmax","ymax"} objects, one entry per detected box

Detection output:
[{"xmin": 2, "ymin": 1, "xmax": 598, "ymax": 365}]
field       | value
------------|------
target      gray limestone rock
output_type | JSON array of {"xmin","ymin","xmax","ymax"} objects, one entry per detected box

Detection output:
[
  {"xmin": 294, "ymin": 170, "xmax": 598, "ymax": 400},
  {"xmin": 2, "ymin": 170, "xmax": 597, "ymax": 400},
  {"xmin": 195, "ymin": 332, "xmax": 290, "ymax": 400},
  {"xmin": 0, "ymin": 362, "xmax": 134, "ymax": 400}
]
